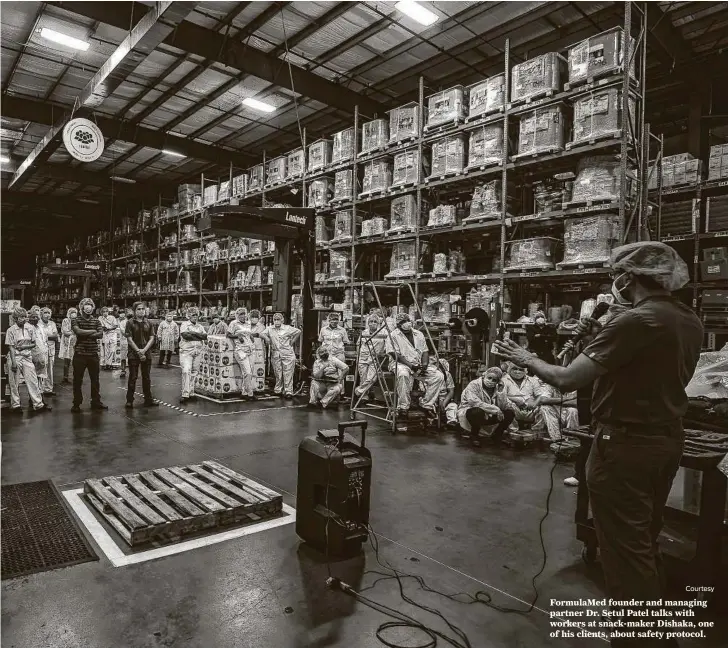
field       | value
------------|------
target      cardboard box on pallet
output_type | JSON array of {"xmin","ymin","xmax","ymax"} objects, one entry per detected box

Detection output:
[
  {"xmin": 467, "ymin": 74, "xmax": 505, "ymax": 118},
  {"xmin": 426, "ymin": 86, "xmax": 466, "ymax": 129},
  {"xmin": 429, "ymin": 134, "xmax": 466, "ymax": 176},
  {"xmin": 388, "ymin": 103, "xmax": 419, "ymax": 142},
  {"xmin": 701, "ymin": 259, "xmax": 728, "ymax": 281},
  {"xmin": 287, "ymin": 149, "xmax": 305, "ymax": 178},
  {"xmin": 517, "ymin": 103, "xmax": 567, "ymax": 156},
  {"xmin": 361, "ymin": 119, "xmax": 389, "ymax": 155},
  {"xmin": 308, "ymin": 139, "xmax": 332, "ymax": 173},
  {"xmin": 266, "ymin": 156, "xmax": 287, "ymax": 184},
  {"xmin": 571, "ymin": 87, "xmax": 627, "ymax": 144},
  {"xmin": 331, "ymin": 128, "xmax": 356, "ymax": 165},
  {"xmin": 511, "ymin": 52, "xmax": 564, "ymax": 103},
  {"xmin": 467, "ymin": 123, "xmax": 503, "ymax": 168}
]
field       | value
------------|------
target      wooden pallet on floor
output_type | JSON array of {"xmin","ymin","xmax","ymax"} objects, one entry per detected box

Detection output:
[{"xmin": 83, "ymin": 460, "xmax": 283, "ymax": 547}]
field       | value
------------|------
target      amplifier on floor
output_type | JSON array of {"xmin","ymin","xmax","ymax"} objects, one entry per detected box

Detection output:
[{"xmin": 296, "ymin": 420, "xmax": 371, "ymax": 559}]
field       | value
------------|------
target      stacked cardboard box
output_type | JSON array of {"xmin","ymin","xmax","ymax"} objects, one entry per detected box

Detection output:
[
  {"xmin": 361, "ymin": 119, "xmax": 389, "ymax": 154},
  {"xmin": 708, "ymin": 144, "xmax": 728, "ymax": 181},
  {"xmin": 701, "ymin": 247, "xmax": 728, "ymax": 281},
  {"xmin": 511, "ymin": 53, "xmax": 564, "ymax": 103},
  {"xmin": 198, "ymin": 335, "xmax": 266, "ymax": 397},
  {"xmin": 567, "ymin": 27, "xmax": 633, "ymax": 85},
  {"xmin": 332, "ymin": 128, "xmax": 355, "ymax": 165},
  {"xmin": 660, "ymin": 153, "xmax": 703, "ymax": 187},
  {"xmin": 178, "ymin": 184, "xmax": 201, "ymax": 213},
  {"xmin": 517, "ymin": 104, "xmax": 567, "ymax": 156},
  {"xmin": 558, "ymin": 213, "xmax": 620, "ymax": 267},
  {"xmin": 468, "ymin": 74, "xmax": 505, "ymax": 118},
  {"xmin": 388, "ymin": 103, "xmax": 419, "ymax": 142},
  {"xmin": 706, "ymin": 195, "xmax": 728, "ymax": 232},
  {"xmin": 660, "ymin": 199, "xmax": 698, "ymax": 237},
  {"xmin": 426, "ymin": 86, "xmax": 466, "ymax": 128}
]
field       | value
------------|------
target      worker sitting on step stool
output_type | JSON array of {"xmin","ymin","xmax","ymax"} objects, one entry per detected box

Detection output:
[
  {"xmin": 434, "ymin": 357, "xmax": 458, "ymax": 428},
  {"xmin": 385, "ymin": 313, "xmax": 444, "ymax": 418},
  {"xmin": 354, "ymin": 313, "xmax": 388, "ymax": 402},
  {"xmin": 308, "ymin": 346, "xmax": 348, "ymax": 409}
]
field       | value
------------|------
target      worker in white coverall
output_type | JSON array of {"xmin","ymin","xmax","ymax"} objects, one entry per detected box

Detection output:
[
  {"xmin": 435, "ymin": 358, "xmax": 458, "ymax": 428},
  {"xmin": 227, "ymin": 308, "xmax": 256, "ymax": 401},
  {"xmin": 39, "ymin": 307, "xmax": 59, "ymax": 395},
  {"xmin": 178, "ymin": 307, "xmax": 208, "ymax": 403},
  {"xmin": 27, "ymin": 307, "xmax": 48, "ymax": 384},
  {"xmin": 529, "ymin": 379, "xmax": 579, "ymax": 441},
  {"xmin": 354, "ymin": 313, "xmax": 388, "ymax": 401},
  {"xmin": 502, "ymin": 362, "xmax": 540, "ymax": 431},
  {"xmin": 308, "ymin": 346, "xmax": 348, "ymax": 409},
  {"xmin": 457, "ymin": 366, "xmax": 515, "ymax": 447},
  {"xmin": 99, "ymin": 306, "xmax": 119, "ymax": 370},
  {"xmin": 5, "ymin": 307, "xmax": 51, "ymax": 415},
  {"xmin": 385, "ymin": 313, "xmax": 444, "ymax": 417},
  {"xmin": 260, "ymin": 312, "xmax": 300, "ymax": 399},
  {"xmin": 59, "ymin": 307, "xmax": 77, "ymax": 384},
  {"xmin": 319, "ymin": 312, "xmax": 349, "ymax": 363},
  {"xmin": 118, "ymin": 310, "xmax": 130, "ymax": 378}
]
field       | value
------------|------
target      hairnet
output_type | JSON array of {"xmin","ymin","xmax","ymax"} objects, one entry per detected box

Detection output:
[
  {"xmin": 532, "ymin": 310, "xmax": 546, "ymax": 322},
  {"xmin": 29, "ymin": 305, "xmax": 41, "ymax": 315},
  {"xmin": 13, "ymin": 306, "xmax": 27, "ymax": 319},
  {"xmin": 235, "ymin": 307, "xmax": 247, "ymax": 317},
  {"xmin": 79, "ymin": 297, "xmax": 95, "ymax": 311},
  {"xmin": 41, "ymin": 307, "xmax": 52, "ymax": 315},
  {"xmin": 66, "ymin": 307, "xmax": 77, "ymax": 318},
  {"xmin": 507, "ymin": 362, "xmax": 526, "ymax": 375},
  {"xmin": 316, "ymin": 346, "xmax": 329, "ymax": 358},
  {"xmin": 249, "ymin": 309, "xmax": 261, "ymax": 318},
  {"xmin": 610, "ymin": 241, "xmax": 690, "ymax": 291},
  {"xmin": 273, "ymin": 312, "xmax": 285, "ymax": 321},
  {"xmin": 484, "ymin": 367, "xmax": 503, "ymax": 380},
  {"xmin": 187, "ymin": 307, "xmax": 199, "ymax": 317},
  {"xmin": 100, "ymin": 306, "xmax": 109, "ymax": 313},
  {"xmin": 328, "ymin": 312, "xmax": 340, "ymax": 320},
  {"xmin": 395, "ymin": 313, "xmax": 410, "ymax": 326}
]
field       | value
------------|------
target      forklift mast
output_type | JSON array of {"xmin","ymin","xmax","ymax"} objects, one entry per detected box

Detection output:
[{"xmin": 196, "ymin": 205, "xmax": 317, "ymax": 366}]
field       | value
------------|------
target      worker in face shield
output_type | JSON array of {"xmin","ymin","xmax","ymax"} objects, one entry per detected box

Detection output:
[
  {"xmin": 494, "ymin": 242, "xmax": 703, "ymax": 641},
  {"xmin": 308, "ymin": 346, "xmax": 348, "ymax": 409},
  {"xmin": 260, "ymin": 313, "xmax": 301, "ymax": 399},
  {"xmin": 227, "ymin": 308, "xmax": 256, "ymax": 400},
  {"xmin": 385, "ymin": 313, "xmax": 444, "ymax": 417}
]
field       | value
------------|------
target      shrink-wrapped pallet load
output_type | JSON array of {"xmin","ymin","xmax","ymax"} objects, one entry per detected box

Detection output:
[
  {"xmin": 466, "ymin": 180, "xmax": 502, "ymax": 222},
  {"xmin": 571, "ymin": 156, "xmax": 621, "ymax": 203},
  {"xmin": 329, "ymin": 250, "xmax": 351, "ymax": 281},
  {"xmin": 511, "ymin": 53, "xmax": 563, "ymax": 103},
  {"xmin": 308, "ymin": 139, "xmax": 332, "ymax": 173},
  {"xmin": 468, "ymin": 74, "xmax": 506, "ymax": 118},
  {"xmin": 426, "ymin": 205, "xmax": 457, "ymax": 228},
  {"xmin": 467, "ymin": 123, "xmax": 503, "ymax": 168},
  {"xmin": 360, "ymin": 159, "xmax": 392, "ymax": 195},
  {"xmin": 266, "ymin": 156, "xmax": 287, "ymax": 185},
  {"xmin": 385, "ymin": 241, "xmax": 418, "ymax": 278},
  {"xmin": 516, "ymin": 104, "xmax": 567, "ymax": 156},
  {"xmin": 571, "ymin": 88, "xmax": 626, "ymax": 145},
  {"xmin": 392, "ymin": 149, "xmax": 425, "ymax": 187},
  {"xmin": 505, "ymin": 238, "xmax": 559, "ymax": 271},
  {"xmin": 333, "ymin": 169, "xmax": 354, "ymax": 202},
  {"xmin": 248, "ymin": 164, "xmax": 264, "ymax": 192},
  {"xmin": 315, "ymin": 216, "xmax": 329, "ymax": 246},
  {"xmin": 426, "ymin": 86, "xmax": 466, "ymax": 129},
  {"xmin": 287, "ymin": 149, "xmax": 305, "ymax": 179},
  {"xmin": 332, "ymin": 211, "xmax": 361, "ymax": 242},
  {"xmin": 429, "ymin": 135, "xmax": 465, "ymax": 177},
  {"xmin": 361, "ymin": 217, "xmax": 388, "ymax": 238},
  {"xmin": 332, "ymin": 128, "xmax": 356, "ymax": 165},
  {"xmin": 232, "ymin": 174, "xmax": 247, "ymax": 197},
  {"xmin": 361, "ymin": 119, "xmax": 389, "ymax": 155},
  {"xmin": 308, "ymin": 177, "xmax": 334, "ymax": 209},
  {"xmin": 567, "ymin": 27, "xmax": 634, "ymax": 87},
  {"xmin": 557, "ymin": 213, "xmax": 620, "ymax": 267},
  {"xmin": 389, "ymin": 195, "xmax": 417, "ymax": 233},
  {"xmin": 389, "ymin": 102, "xmax": 419, "ymax": 142}
]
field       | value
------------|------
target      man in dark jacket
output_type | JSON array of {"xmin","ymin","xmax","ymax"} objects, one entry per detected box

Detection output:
[
  {"xmin": 125, "ymin": 301, "xmax": 158, "ymax": 408},
  {"xmin": 71, "ymin": 297, "xmax": 107, "ymax": 412}
]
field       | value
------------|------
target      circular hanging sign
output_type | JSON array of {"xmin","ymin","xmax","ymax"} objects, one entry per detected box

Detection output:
[{"xmin": 62, "ymin": 117, "xmax": 104, "ymax": 162}]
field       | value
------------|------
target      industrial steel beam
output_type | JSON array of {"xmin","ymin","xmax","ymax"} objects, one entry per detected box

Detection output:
[
  {"xmin": 10, "ymin": 2, "xmax": 195, "ymax": 190},
  {"xmin": 646, "ymin": 4, "xmax": 693, "ymax": 67},
  {"xmin": 1, "ymin": 95, "xmax": 254, "ymax": 167},
  {"xmin": 50, "ymin": 1, "xmax": 389, "ymax": 117}
]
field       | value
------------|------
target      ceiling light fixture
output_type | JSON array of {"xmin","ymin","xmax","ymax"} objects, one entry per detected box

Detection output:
[
  {"xmin": 395, "ymin": 1, "xmax": 439, "ymax": 26},
  {"xmin": 110, "ymin": 175, "xmax": 136, "ymax": 184},
  {"xmin": 40, "ymin": 27, "xmax": 90, "ymax": 51},
  {"xmin": 0, "ymin": 155, "xmax": 10, "ymax": 163},
  {"xmin": 242, "ymin": 97, "xmax": 276, "ymax": 113},
  {"xmin": 162, "ymin": 149, "xmax": 185, "ymax": 158}
]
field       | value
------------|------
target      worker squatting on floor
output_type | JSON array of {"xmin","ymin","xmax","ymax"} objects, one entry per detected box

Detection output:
[
  {"xmin": 308, "ymin": 345, "xmax": 348, "ymax": 409},
  {"xmin": 457, "ymin": 366, "xmax": 515, "ymax": 448}
]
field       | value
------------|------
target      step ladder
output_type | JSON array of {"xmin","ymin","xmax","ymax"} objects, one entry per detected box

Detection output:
[{"xmin": 350, "ymin": 281, "xmax": 443, "ymax": 433}]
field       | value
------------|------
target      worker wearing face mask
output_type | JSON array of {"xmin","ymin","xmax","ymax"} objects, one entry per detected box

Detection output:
[
  {"xmin": 308, "ymin": 346, "xmax": 348, "ymax": 409},
  {"xmin": 99, "ymin": 306, "xmax": 119, "ymax": 370},
  {"xmin": 260, "ymin": 313, "xmax": 301, "ymax": 399},
  {"xmin": 59, "ymin": 307, "xmax": 78, "ymax": 383},
  {"xmin": 39, "ymin": 307, "xmax": 59, "ymax": 396},
  {"xmin": 354, "ymin": 313, "xmax": 388, "ymax": 401},
  {"xmin": 227, "ymin": 308, "xmax": 256, "ymax": 401},
  {"xmin": 319, "ymin": 312, "xmax": 349, "ymax": 363},
  {"xmin": 494, "ymin": 242, "xmax": 703, "ymax": 646},
  {"xmin": 248, "ymin": 310, "xmax": 265, "ymax": 336},
  {"xmin": 457, "ymin": 366, "xmax": 515, "ymax": 447},
  {"xmin": 385, "ymin": 313, "xmax": 444, "ymax": 417},
  {"xmin": 27, "ymin": 307, "xmax": 48, "ymax": 390},
  {"xmin": 178, "ymin": 307, "xmax": 208, "ymax": 404}
]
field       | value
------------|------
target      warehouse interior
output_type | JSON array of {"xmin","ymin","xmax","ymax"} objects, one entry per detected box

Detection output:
[{"xmin": 2, "ymin": 2, "xmax": 728, "ymax": 647}]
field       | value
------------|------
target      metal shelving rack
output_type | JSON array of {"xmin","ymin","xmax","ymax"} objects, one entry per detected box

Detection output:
[{"xmin": 38, "ymin": 2, "xmax": 655, "ymax": 329}]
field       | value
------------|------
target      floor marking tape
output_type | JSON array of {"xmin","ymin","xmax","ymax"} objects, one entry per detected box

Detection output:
[
  {"xmin": 63, "ymin": 487, "xmax": 296, "ymax": 567},
  {"xmin": 117, "ymin": 388, "xmax": 200, "ymax": 416}
]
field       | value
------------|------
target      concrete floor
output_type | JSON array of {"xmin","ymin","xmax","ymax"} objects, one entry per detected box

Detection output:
[{"xmin": 1, "ymin": 360, "xmax": 725, "ymax": 648}]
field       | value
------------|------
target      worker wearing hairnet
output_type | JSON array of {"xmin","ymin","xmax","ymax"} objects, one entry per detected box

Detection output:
[
  {"xmin": 59, "ymin": 307, "xmax": 78, "ymax": 383},
  {"xmin": 385, "ymin": 313, "xmax": 444, "ymax": 417},
  {"xmin": 27, "ymin": 306, "xmax": 48, "ymax": 384},
  {"xmin": 227, "ymin": 308, "xmax": 256, "ymax": 400},
  {"xmin": 318, "ymin": 312, "xmax": 349, "ymax": 363},
  {"xmin": 99, "ymin": 306, "xmax": 119, "ymax": 370},
  {"xmin": 494, "ymin": 242, "xmax": 704, "ymax": 636},
  {"xmin": 308, "ymin": 346, "xmax": 348, "ymax": 409},
  {"xmin": 354, "ymin": 313, "xmax": 388, "ymax": 401},
  {"xmin": 178, "ymin": 307, "xmax": 207, "ymax": 403},
  {"xmin": 260, "ymin": 313, "xmax": 300, "ymax": 399},
  {"xmin": 5, "ymin": 307, "xmax": 50, "ymax": 414},
  {"xmin": 39, "ymin": 307, "xmax": 59, "ymax": 395},
  {"xmin": 456, "ymin": 366, "xmax": 515, "ymax": 446}
]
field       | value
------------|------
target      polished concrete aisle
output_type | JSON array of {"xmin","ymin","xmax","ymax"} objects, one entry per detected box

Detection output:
[{"xmin": 2, "ymin": 362, "xmax": 724, "ymax": 648}]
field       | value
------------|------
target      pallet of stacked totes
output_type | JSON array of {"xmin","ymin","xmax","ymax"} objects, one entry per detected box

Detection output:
[{"xmin": 197, "ymin": 335, "xmax": 267, "ymax": 398}]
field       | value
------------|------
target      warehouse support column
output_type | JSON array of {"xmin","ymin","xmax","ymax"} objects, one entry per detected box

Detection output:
[{"xmin": 687, "ymin": 82, "xmax": 710, "ymax": 162}]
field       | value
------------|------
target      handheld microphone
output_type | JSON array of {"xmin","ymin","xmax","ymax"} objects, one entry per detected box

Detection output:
[{"xmin": 556, "ymin": 301, "xmax": 610, "ymax": 361}]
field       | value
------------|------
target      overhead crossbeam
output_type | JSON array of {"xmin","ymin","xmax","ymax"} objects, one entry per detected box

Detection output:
[{"xmin": 9, "ymin": 2, "xmax": 195, "ymax": 190}]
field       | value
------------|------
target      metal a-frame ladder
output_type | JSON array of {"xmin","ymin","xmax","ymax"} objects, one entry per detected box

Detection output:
[{"xmin": 350, "ymin": 281, "xmax": 443, "ymax": 433}]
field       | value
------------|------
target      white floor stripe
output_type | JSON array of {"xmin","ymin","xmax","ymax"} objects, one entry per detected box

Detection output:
[
  {"xmin": 63, "ymin": 487, "xmax": 296, "ymax": 567},
  {"xmin": 199, "ymin": 404, "xmax": 308, "ymax": 417}
]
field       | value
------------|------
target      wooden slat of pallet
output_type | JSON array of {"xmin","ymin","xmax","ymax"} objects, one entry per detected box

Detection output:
[
  {"xmin": 140, "ymin": 471, "xmax": 206, "ymax": 517},
  {"xmin": 85, "ymin": 479, "xmax": 147, "ymax": 530},
  {"xmin": 86, "ymin": 492, "xmax": 132, "ymax": 544},
  {"xmin": 203, "ymin": 461, "xmax": 281, "ymax": 501},
  {"xmin": 153, "ymin": 468, "xmax": 225, "ymax": 513},
  {"xmin": 168, "ymin": 467, "xmax": 243, "ymax": 509},
  {"xmin": 105, "ymin": 477, "xmax": 166, "ymax": 526},
  {"xmin": 122, "ymin": 474, "xmax": 183, "ymax": 522},
  {"xmin": 186, "ymin": 465, "xmax": 265, "ymax": 504}
]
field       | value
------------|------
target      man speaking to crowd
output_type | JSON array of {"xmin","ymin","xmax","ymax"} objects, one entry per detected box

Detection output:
[{"xmin": 495, "ymin": 242, "xmax": 703, "ymax": 647}]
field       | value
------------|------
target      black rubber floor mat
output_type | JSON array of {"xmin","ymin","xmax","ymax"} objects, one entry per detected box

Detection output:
[{"xmin": 1, "ymin": 480, "xmax": 98, "ymax": 579}]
